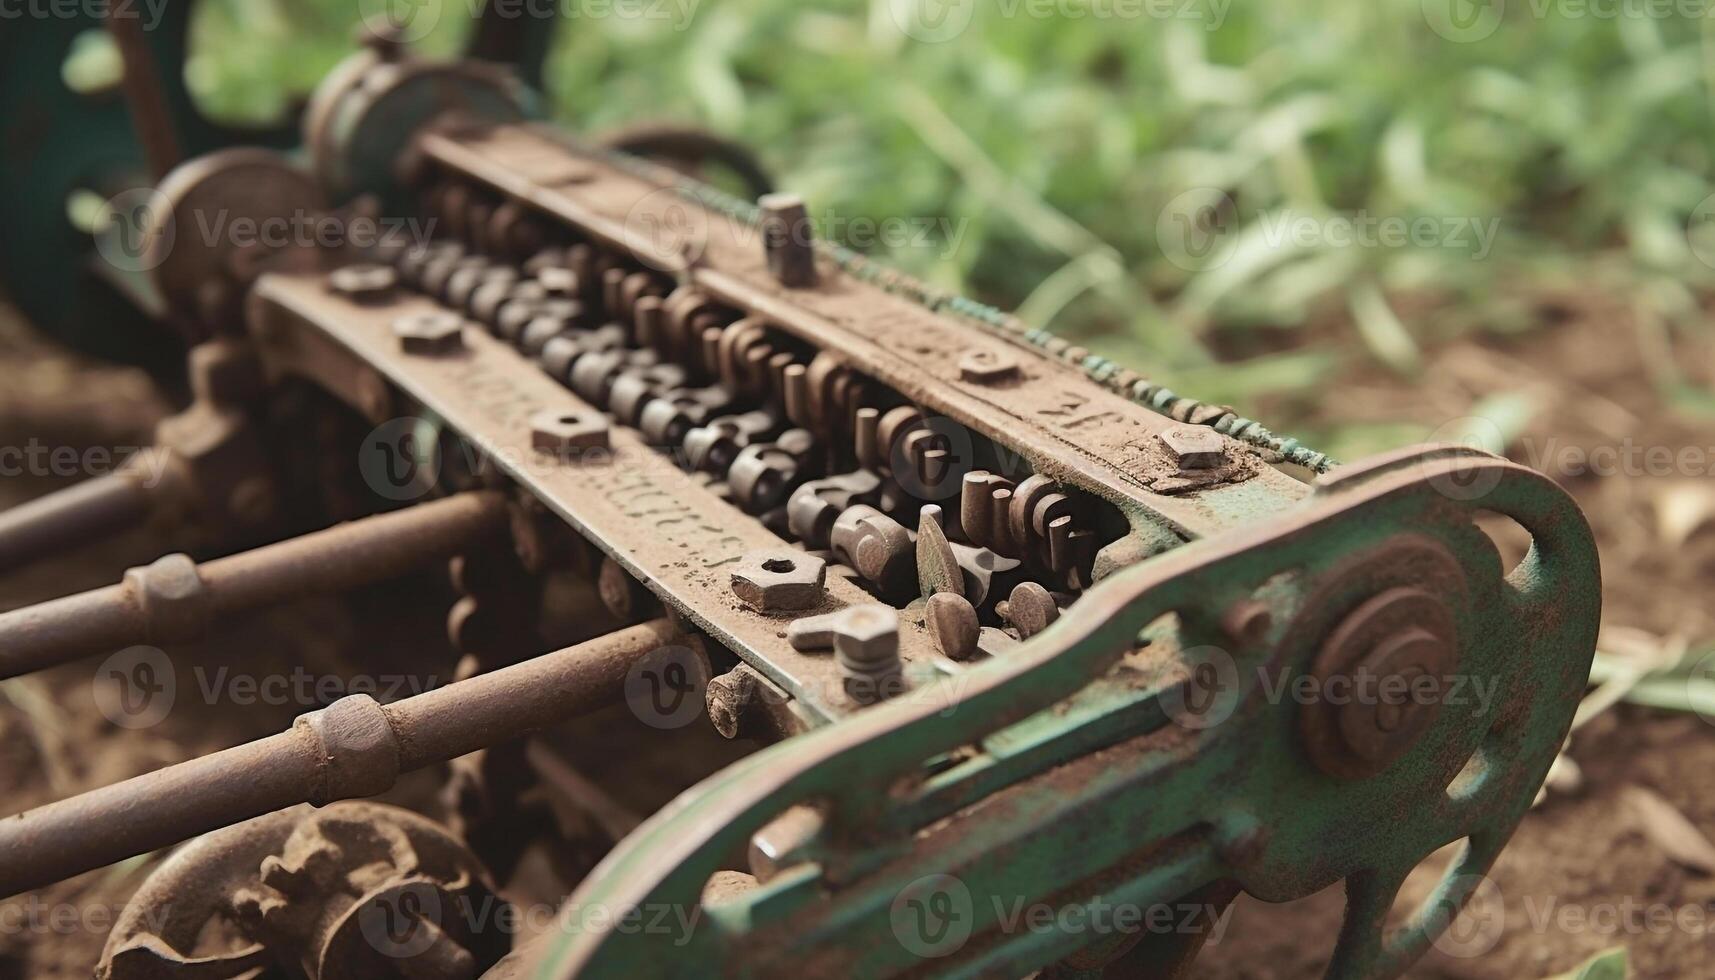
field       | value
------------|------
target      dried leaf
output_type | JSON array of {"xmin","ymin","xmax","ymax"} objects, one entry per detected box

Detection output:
[{"xmin": 1622, "ymin": 785, "xmax": 1715, "ymax": 874}]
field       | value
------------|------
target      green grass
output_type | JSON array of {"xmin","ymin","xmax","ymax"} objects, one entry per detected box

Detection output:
[{"xmin": 186, "ymin": 0, "xmax": 1715, "ymax": 412}]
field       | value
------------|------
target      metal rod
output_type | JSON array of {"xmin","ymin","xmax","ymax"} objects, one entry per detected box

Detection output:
[
  {"xmin": 0, "ymin": 470, "xmax": 154, "ymax": 573},
  {"xmin": 0, "ymin": 491, "xmax": 510, "ymax": 680},
  {"xmin": 0, "ymin": 618, "xmax": 685, "ymax": 899},
  {"xmin": 105, "ymin": 13, "xmax": 183, "ymax": 180}
]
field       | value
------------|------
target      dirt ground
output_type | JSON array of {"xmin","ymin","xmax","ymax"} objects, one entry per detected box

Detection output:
[{"xmin": 2, "ymin": 291, "xmax": 1713, "ymax": 978}]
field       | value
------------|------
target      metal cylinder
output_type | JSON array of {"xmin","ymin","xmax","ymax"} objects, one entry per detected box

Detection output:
[
  {"xmin": 0, "ymin": 491, "xmax": 510, "ymax": 679},
  {"xmin": 0, "ymin": 470, "xmax": 154, "ymax": 573},
  {"xmin": 0, "ymin": 618, "xmax": 684, "ymax": 899}
]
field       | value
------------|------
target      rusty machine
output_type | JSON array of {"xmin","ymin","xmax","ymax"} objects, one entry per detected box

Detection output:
[{"xmin": 0, "ymin": 8, "xmax": 1601, "ymax": 979}]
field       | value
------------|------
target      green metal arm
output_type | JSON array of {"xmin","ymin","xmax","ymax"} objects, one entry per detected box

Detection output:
[{"xmin": 516, "ymin": 447, "xmax": 1599, "ymax": 979}]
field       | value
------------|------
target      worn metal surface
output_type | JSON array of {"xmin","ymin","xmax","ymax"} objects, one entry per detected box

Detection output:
[
  {"xmin": 413, "ymin": 124, "xmax": 1310, "ymax": 539},
  {"xmin": 250, "ymin": 273, "xmax": 955, "ymax": 723},
  {"xmin": 0, "ymin": 490, "xmax": 508, "ymax": 678},
  {"xmin": 0, "ymin": 618, "xmax": 687, "ymax": 899},
  {"xmin": 0, "ymin": 36, "xmax": 1610, "ymax": 980},
  {"xmin": 98, "ymin": 802, "xmax": 510, "ymax": 980},
  {"xmin": 527, "ymin": 449, "xmax": 1598, "ymax": 979}
]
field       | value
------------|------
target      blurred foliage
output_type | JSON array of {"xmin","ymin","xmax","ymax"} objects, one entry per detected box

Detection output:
[{"xmin": 186, "ymin": 0, "xmax": 1715, "ymax": 390}]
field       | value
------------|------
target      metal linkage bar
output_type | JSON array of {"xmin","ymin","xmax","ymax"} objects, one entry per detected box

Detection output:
[
  {"xmin": 0, "ymin": 468, "xmax": 156, "ymax": 572},
  {"xmin": 0, "ymin": 618, "xmax": 688, "ymax": 899},
  {"xmin": 0, "ymin": 491, "xmax": 510, "ymax": 679}
]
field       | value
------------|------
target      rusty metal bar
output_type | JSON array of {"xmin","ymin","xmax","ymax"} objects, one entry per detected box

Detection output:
[
  {"xmin": 0, "ymin": 618, "xmax": 685, "ymax": 899},
  {"xmin": 105, "ymin": 13, "xmax": 183, "ymax": 180},
  {"xmin": 0, "ymin": 491, "xmax": 510, "ymax": 679},
  {"xmin": 0, "ymin": 470, "xmax": 155, "ymax": 572}
]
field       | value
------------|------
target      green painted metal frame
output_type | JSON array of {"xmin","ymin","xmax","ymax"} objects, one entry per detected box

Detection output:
[{"xmin": 524, "ymin": 447, "xmax": 1598, "ymax": 978}]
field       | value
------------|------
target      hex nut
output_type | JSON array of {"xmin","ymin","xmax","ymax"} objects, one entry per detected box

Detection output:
[
  {"xmin": 730, "ymin": 551, "xmax": 827, "ymax": 612},
  {"xmin": 958, "ymin": 349, "xmax": 1020, "ymax": 384},
  {"xmin": 328, "ymin": 263, "xmax": 398, "ymax": 304},
  {"xmin": 1157, "ymin": 423, "xmax": 1225, "ymax": 471},
  {"xmin": 392, "ymin": 311, "xmax": 466, "ymax": 354},
  {"xmin": 831, "ymin": 604, "xmax": 900, "ymax": 667},
  {"xmin": 530, "ymin": 409, "xmax": 611, "ymax": 455}
]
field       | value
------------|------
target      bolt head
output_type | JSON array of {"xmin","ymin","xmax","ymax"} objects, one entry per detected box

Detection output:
[
  {"xmin": 328, "ymin": 263, "xmax": 398, "ymax": 303},
  {"xmin": 759, "ymin": 193, "xmax": 816, "ymax": 288},
  {"xmin": 959, "ymin": 349, "xmax": 1020, "ymax": 384},
  {"xmin": 530, "ymin": 409, "xmax": 610, "ymax": 455},
  {"xmin": 832, "ymin": 604, "xmax": 900, "ymax": 666},
  {"xmin": 392, "ymin": 311, "xmax": 466, "ymax": 355},
  {"xmin": 1157, "ymin": 424, "xmax": 1225, "ymax": 470},
  {"xmin": 730, "ymin": 551, "xmax": 827, "ymax": 612}
]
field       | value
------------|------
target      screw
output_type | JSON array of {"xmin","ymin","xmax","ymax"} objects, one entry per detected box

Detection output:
[
  {"xmin": 1157, "ymin": 424, "xmax": 1225, "ymax": 471},
  {"xmin": 925, "ymin": 592, "xmax": 980, "ymax": 661},
  {"xmin": 958, "ymin": 349, "xmax": 1020, "ymax": 384},
  {"xmin": 760, "ymin": 193, "xmax": 816, "ymax": 288},
  {"xmin": 529, "ymin": 409, "xmax": 610, "ymax": 455},
  {"xmin": 392, "ymin": 311, "xmax": 466, "ymax": 355},
  {"xmin": 328, "ymin": 264, "xmax": 398, "ymax": 304}
]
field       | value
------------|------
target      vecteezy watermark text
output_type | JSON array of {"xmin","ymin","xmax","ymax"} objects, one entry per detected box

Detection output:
[
  {"xmin": 0, "ymin": 441, "xmax": 169, "ymax": 486},
  {"xmin": 0, "ymin": 0, "xmax": 167, "ymax": 28}
]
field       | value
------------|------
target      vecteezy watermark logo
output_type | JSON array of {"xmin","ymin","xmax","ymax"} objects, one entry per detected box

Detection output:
[
  {"xmin": 891, "ymin": 874, "xmax": 975, "ymax": 958},
  {"xmin": 359, "ymin": 417, "xmax": 443, "ymax": 502},
  {"xmin": 1157, "ymin": 644, "xmax": 1243, "ymax": 730},
  {"xmin": 359, "ymin": 0, "xmax": 445, "ymax": 42},
  {"xmin": 93, "ymin": 188, "xmax": 173, "ymax": 274},
  {"xmin": 624, "ymin": 645, "xmax": 711, "ymax": 729},
  {"xmin": 1156, "ymin": 188, "xmax": 1238, "ymax": 273},
  {"xmin": 358, "ymin": 880, "xmax": 444, "ymax": 959},
  {"xmin": 1423, "ymin": 0, "xmax": 1505, "ymax": 41},
  {"xmin": 93, "ymin": 646, "xmax": 175, "ymax": 729},
  {"xmin": 1422, "ymin": 415, "xmax": 1507, "ymax": 501},
  {"xmin": 1687, "ymin": 193, "xmax": 1715, "ymax": 270},
  {"xmin": 888, "ymin": 0, "xmax": 978, "ymax": 42},
  {"xmin": 623, "ymin": 188, "xmax": 712, "ymax": 269},
  {"xmin": 1428, "ymin": 873, "xmax": 1507, "ymax": 958},
  {"xmin": 888, "ymin": 416, "xmax": 976, "ymax": 501}
]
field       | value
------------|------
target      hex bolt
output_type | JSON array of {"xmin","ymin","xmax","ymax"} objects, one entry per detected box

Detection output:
[
  {"xmin": 1006, "ymin": 581, "xmax": 1060, "ymax": 639},
  {"xmin": 1157, "ymin": 423, "xmax": 1226, "ymax": 471},
  {"xmin": 925, "ymin": 592, "xmax": 980, "ymax": 661},
  {"xmin": 831, "ymin": 604, "xmax": 903, "ymax": 705},
  {"xmin": 392, "ymin": 311, "xmax": 466, "ymax": 355},
  {"xmin": 759, "ymin": 193, "xmax": 817, "ymax": 288},
  {"xmin": 958, "ymin": 349, "xmax": 1020, "ymax": 384},
  {"xmin": 730, "ymin": 551, "xmax": 827, "ymax": 613},
  {"xmin": 529, "ymin": 409, "xmax": 610, "ymax": 455},
  {"xmin": 327, "ymin": 264, "xmax": 398, "ymax": 304}
]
